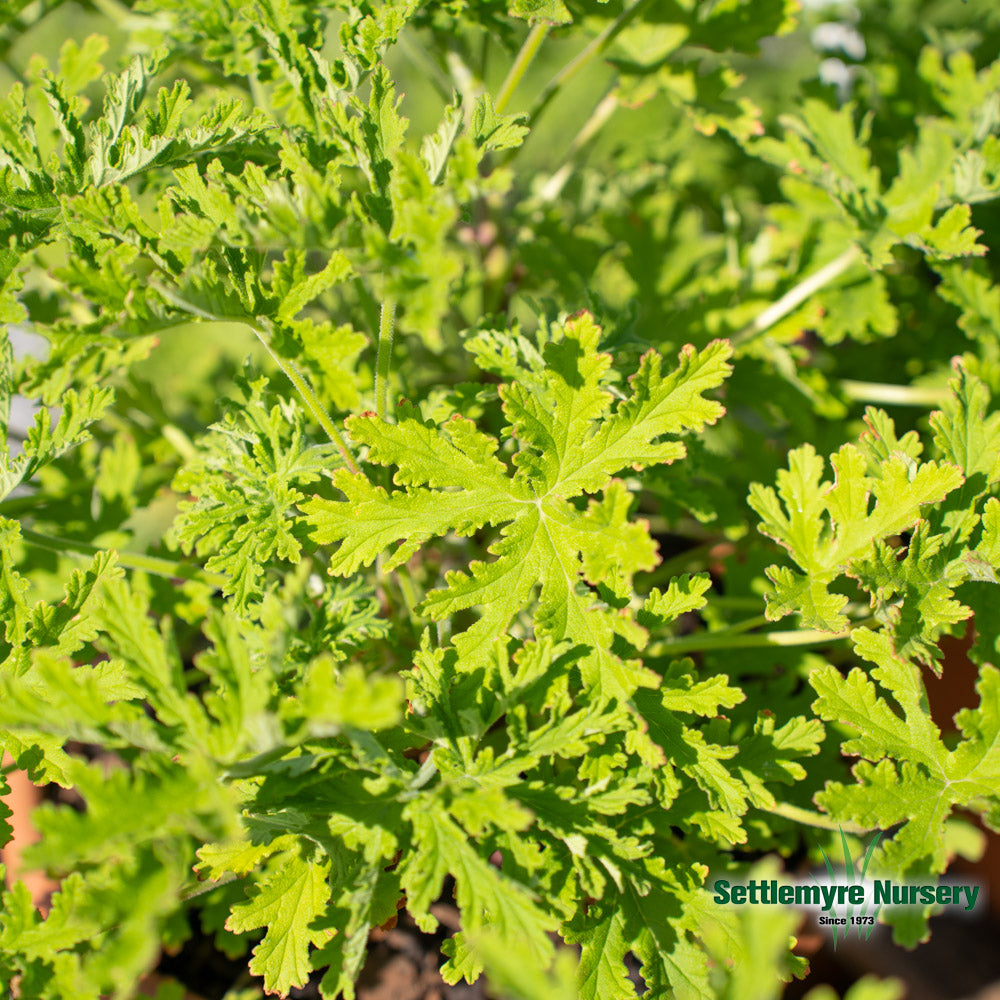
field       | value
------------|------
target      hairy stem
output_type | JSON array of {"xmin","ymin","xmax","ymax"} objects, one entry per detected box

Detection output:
[
  {"xmin": 841, "ymin": 379, "xmax": 949, "ymax": 407},
  {"xmin": 221, "ymin": 744, "xmax": 293, "ymax": 780},
  {"xmin": 720, "ymin": 613, "xmax": 771, "ymax": 636},
  {"xmin": 528, "ymin": 0, "xmax": 654, "ymax": 126},
  {"xmin": 446, "ymin": 49, "xmax": 481, "ymax": 111},
  {"xmin": 352, "ymin": 276, "xmax": 381, "ymax": 332},
  {"xmin": 254, "ymin": 318, "xmax": 360, "ymax": 474},
  {"xmin": 398, "ymin": 30, "xmax": 452, "ymax": 101},
  {"xmin": 375, "ymin": 297, "xmax": 397, "ymax": 422},
  {"xmin": 763, "ymin": 801, "xmax": 874, "ymax": 835},
  {"xmin": 652, "ymin": 626, "xmax": 855, "ymax": 656},
  {"xmin": 643, "ymin": 539, "xmax": 720, "ymax": 584},
  {"xmin": 733, "ymin": 245, "xmax": 861, "ymax": 347},
  {"xmin": 180, "ymin": 873, "xmax": 244, "ymax": 902},
  {"xmin": 538, "ymin": 89, "xmax": 618, "ymax": 202},
  {"xmin": 19, "ymin": 528, "xmax": 227, "ymax": 588},
  {"xmin": 149, "ymin": 282, "xmax": 361, "ymax": 474},
  {"xmin": 495, "ymin": 22, "xmax": 550, "ymax": 113},
  {"xmin": 704, "ymin": 595, "xmax": 771, "ymax": 611}
]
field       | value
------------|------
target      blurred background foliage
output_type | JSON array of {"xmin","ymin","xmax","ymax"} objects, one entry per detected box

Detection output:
[{"xmin": 2, "ymin": 0, "xmax": 1000, "ymax": 997}]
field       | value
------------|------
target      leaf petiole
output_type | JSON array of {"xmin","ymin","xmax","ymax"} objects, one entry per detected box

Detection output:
[
  {"xmin": 148, "ymin": 282, "xmax": 361, "ymax": 474},
  {"xmin": 375, "ymin": 297, "xmax": 397, "ymax": 422},
  {"xmin": 650, "ymin": 625, "xmax": 860, "ymax": 656},
  {"xmin": 732, "ymin": 246, "xmax": 861, "ymax": 347},
  {"xmin": 763, "ymin": 801, "xmax": 874, "ymax": 835},
  {"xmin": 18, "ymin": 527, "xmax": 227, "ymax": 588},
  {"xmin": 495, "ymin": 22, "xmax": 550, "ymax": 114},
  {"xmin": 527, "ymin": 0, "xmax": 654, "ymax": 126},
  {"xmin": 537, "ymin": 89, "xmax": 618, "ymax": 202},
  {"xmin": 840, "ymin": 380, "xmax": 950, "ymax": 407}
]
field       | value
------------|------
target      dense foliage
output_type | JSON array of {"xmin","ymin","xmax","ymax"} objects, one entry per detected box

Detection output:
[{"xmin": 1, "ymin": 0, "xmax": 999, "ymax": 997}]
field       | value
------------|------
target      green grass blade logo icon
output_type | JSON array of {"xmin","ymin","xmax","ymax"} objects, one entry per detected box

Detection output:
[{"xmin": 817, "ymin": 828, "xmax": 883, "ymax": 949}]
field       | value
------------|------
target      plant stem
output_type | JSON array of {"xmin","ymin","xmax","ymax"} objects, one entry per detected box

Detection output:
[
  {"xmin": 840, "ymin": 379, "xmax": 949, "ymax": 407},
  {"xmin": 397, "ymin": 30, "xmax": 452, "ymax": 101},
  {"xmin": 352, "ymin": 276, "xmax": 381, "ymax": 332},
  {"xmin": 651, "ymin": 626, "xmax": 854, "ymax": 656},
  {"xmin": 394, "ymin": 563, "xmax": 421, "ymax": 620},
  {"xmin": 732, "ymin": 245, "xmax": 861, "ymax": 347},
  {"xmin": 221, "ymin": 744, "xmax": 293, "ymax": 779},
  {"xmin": 148, "ymin": 282, "xmax": 361, "ymax": 474},
  {"xmin": 703, "ymin": 595, "xmax": 769, "ymax": 611},
  {"xmin": 375, "ymin": 297, "xmax": 397, "ymax": 422},
  {"xmin": 180, "ymin": 872, "xmax": 243, "ymax": 902},
  {"xmin": 495, "ymin": 22, "xmax": 550, "ymax": 113},
  {"xmin": 528, "ymin": 0, "xmax": 654, "ymax": 126},
  {"xmin": 763, "ymin": 801, "xmax": 874, "ymax": 835},
  {"xmin": 19, "ymin": 528, "xmax": 227, "ymax": 588},
  {"xmin": 537, "ymin": 89, "xmax": 618, "ymax": 202},
  {"xmin": 0, "ymin": 493, "xmax": 48, "ymax": 517},
  {"xmin": 644, "ymin": 540, "xmax": 717, "ymax": 583},
  {"xmin": 254, "ymin": 317, "xmax": 360, "ymax": 474},
  {"xmin": 246, "ymin": 72, "xmax": 269, "ymax": 116},
  {"xmin": 161, "ymin": 423, "xmax": 198, "ymax": 463},
  {"xmin": 446, "ymin": 50, "xmax": 481, "ymax": 112},
  {"xmin": 721, "ymin": 613, "xmax": 771, "ymax": 636},
  {"xmin": 89, "ymin": 0, "xmax": 146, "ymax": 27}
]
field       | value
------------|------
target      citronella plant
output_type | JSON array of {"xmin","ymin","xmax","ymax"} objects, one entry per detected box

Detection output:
[{"xmin": 1, "ymin": 1, "xmax": 999, "ymax": 998}]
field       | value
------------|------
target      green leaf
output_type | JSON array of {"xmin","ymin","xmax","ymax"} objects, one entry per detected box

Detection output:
[
  {"xmin": 568, "ymin": 867, "xmax": 713, "ymax": 1000},
  {"xmin": 226, "ymin": 846, "xmax": 333, "ymax": 996},
  {"xmin": 638, "ymin": 573, "xmax": 713, "ymax": 627},
  {"xmin": 172, "ymin": 373, "xmax": 342, "ymax": 613},
  {"xmin": 399, "ymin": 798, "xmax": 558, "ymax": 984},
  {"xmin": 750, "ymin": 441, "xmax": 963, "ymax": 630},
  {"xmin": 844, "ymin": 371, "xmax": 1000, "ymax": 664},
  {"xmin": 813, "ymin": 629, "xmax": 1000, "ymax": 898},
  {"xmin": 1, "ymin": 386, "xmax": 114, "ymax": 502},
  {"xmin": 315, "ymin": 865, "xmax": 399, "ymax": 1000},
  {"xmin": 471, "ymin": 94, "xmax": 530, "ymax": 153},
  {"xmin": 305, "ymin": 316, "xmax": 732, "ymax": 698},
  {"xmin": 0, "ymin": 519, "xmax": 31, "ymax": 649},
  {"xmin": 508, "ymin": 0, "xmax": 572, "ymax": 26},
  {"xmin": 298, "ymin": 660, "xmax": 403, "ymax": 735}
]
